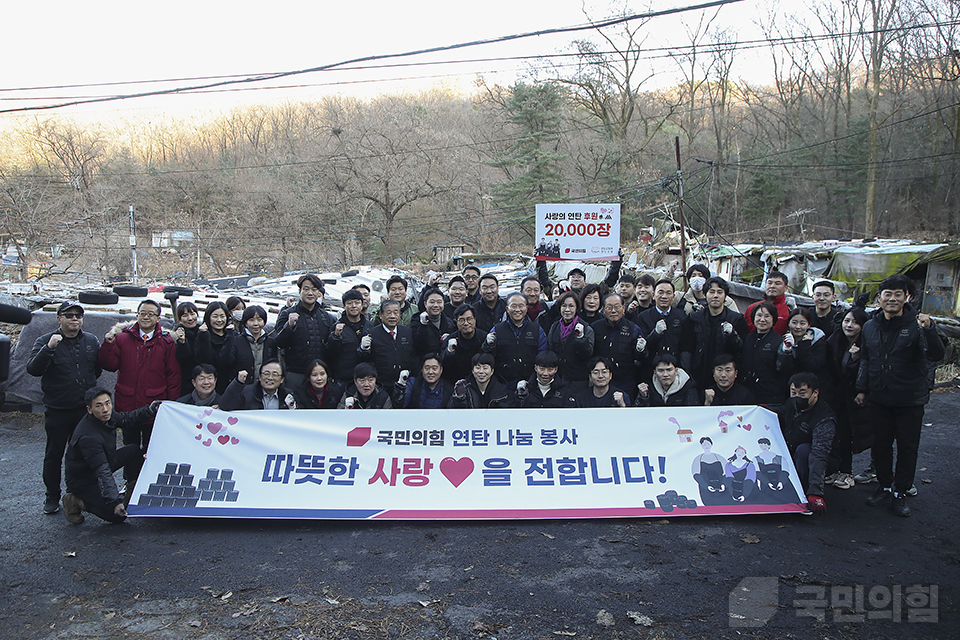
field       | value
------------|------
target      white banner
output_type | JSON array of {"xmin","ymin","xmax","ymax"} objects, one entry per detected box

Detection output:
[
  {"xmin": 129, "ymin": 404, "xmax": 807, "ymax": 520},
  {"xmin": 534, "ymin": 203, "xmax": 620, "ymax": 261}
]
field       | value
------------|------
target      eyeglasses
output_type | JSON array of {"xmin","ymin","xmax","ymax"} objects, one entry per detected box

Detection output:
[
  {"xmin": 60, "ymin": 313, "xmax": 83, "ymax": 319},
  {"xmin": 138, "ymin": 311, "xmax": 158, "ymax": 319},
  {"xmin": 260, "ymin": 371, "xmax": 283, "ymax": 378}
]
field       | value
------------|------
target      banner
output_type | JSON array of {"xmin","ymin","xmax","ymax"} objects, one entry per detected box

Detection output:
[
  {"xmin": 534, "ymin": 203, "xmax": 620, "ymax": 261},
  {"xmin": 128, "ymin": 403, "xmax": 807, "ymax": 520}
]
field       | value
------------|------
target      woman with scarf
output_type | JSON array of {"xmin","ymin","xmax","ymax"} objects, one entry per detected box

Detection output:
[
  {"xmin": 291, "ymin": 359, "xmax": 344, "ymax": 409},
  {"xmin": 547, "ymin": 291, "xmax": 595, "ymax": 389}
]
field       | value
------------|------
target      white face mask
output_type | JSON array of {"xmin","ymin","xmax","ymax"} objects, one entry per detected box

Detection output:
[
  {"xmin": 232, "ymin": 310, "xmax": 244, "ymax": 322},
  {"xmin": 690, "ymin": 276, "xmax": 706, "ymax": 292}
]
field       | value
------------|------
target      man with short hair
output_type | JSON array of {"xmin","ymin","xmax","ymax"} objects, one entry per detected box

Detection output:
[
  {"xmin": 177, "ymin": 364, "xmax": 221, "ymax": 407},
  {"xmin": 520, "ymin": 276, "xmax": 553, "ymax": 335},
  {"xmin": 778, "ymin": 372, "xmax": 837, "ymax": 514},
  {"xmin": 360, "ymin": 299, "xmax": 417, "ymax": 387},
  {"xmin": 482, "ymin": 292, "xmax": 547, "ymax": 386},
  {"xmin": 411, "ymin": 288, "xmax": 455, "ymax": 358},
  {"xmin": 98, "ymin": 298, "xmax": 179, "ymax": 494},
  {"xmin": 274, "ymin": 273, "xmax": 336, "ymax": 388},
  {"xmin": 856, "ymin": 275, "xmax": 944, "ymax": 517},
  {"xmin": 638, "ymin": 279, "xmax": 691, "ymax": 369},
  {"xmin": 327, "ymin": 289, "xmax": 374, "ymax": 382},
  {"xmin": 515, "ymin": 350, "xmax": 577, "ymax": 408},
  {"xmin": 635, "ymin": 353, "xmax": 699, "ymax": 407},
  {"xmin": 449, "ymin": 353, "xmax": 511, "ymax": 408},
  {"xmin": 472, "ymin": 274, "xmax": 507, "ymax": 333},
  {"xmin": 810, "ymin": 280, "xmax": 841, "ymax": 334},
  {"xmin": 445, "ymin": 276, "xmax": 469, "ymax": 320},
  {"xmin": 62, "ymin": 388, "xmax": 158, "ymax": 524},
  {"xmin": 350, "ymin": 284, "xmax": 372, "ymax": 316},
  {"xmin": 28, "ymin": 301, "xmax": 101, "ymax": 514},
  {"xmin": 440, "ymin": 305, "xmax": 487, "ymax": 383},
  {"xmin": 687, "ymin": 276, "xmax": 747, "ymax": 391},
  {"xmin": 592, "ymin": 292, "xmax": 644, "ymax": 389},
  {"xmin": 221, "ymin": 360, "xmax": 294, "ymax": 410},
  {"xmin": 339, "ymin": 362, "xmax": 393, "ymax": 409},
  {"xmin": 394, "ymin": 353, "xmax": 452, "ymax": 409},
  {"xmin": 703, "ymin": 355, "xmax": 756, "ymax": 406},
  {"xmin": 462, "ymin": 266, "xmax": 482, "ymax": 306},
  {"xmin": 373, "ymin": 275, "xmax": 419, "ymax": 327},
  {"xmin": 745, "ymin": 271, "xmax": 791, "ymax": 335}
]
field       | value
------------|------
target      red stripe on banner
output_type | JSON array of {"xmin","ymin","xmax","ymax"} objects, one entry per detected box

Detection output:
[{"xmin": 372, "ymin": 503, "xmax": 807, "ymax": 520}]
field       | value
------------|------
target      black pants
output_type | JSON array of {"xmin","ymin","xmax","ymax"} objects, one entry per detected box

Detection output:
[
  {"xmin": 121, "ymin": 420, "xmax": 153, "ymax": 482},
  {"xmin": 871, "ymin": 404, "xmax": 924, "ymax": 494},
  {"xmin": 43, "ymin": 407, "xmax": 87, "ymax": 501},
  {"xmin": 73, "ymin": 444, "xmax": 144, "ymax": 523}
]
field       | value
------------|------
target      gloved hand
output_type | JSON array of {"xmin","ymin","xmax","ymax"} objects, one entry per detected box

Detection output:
[
  {"xmin": 574, "ymin": 323, "xmax": 584, "ymax": 338},
  {"xmin": 783, "ymin": 333, "xmax": 795, "ymax": 350},
  {"xmin": 149, "ymin": 400, "xmax": 162, "ymax": 413},
  {"xmin": 721, "ymin": 322, "xmax": 733, "ymax": 335},
  {"xmin": 454, "ymin": 379, "xmax": 468, "ymax": 398},
  {"xmin": 345, "ymin": 397, "xmax": 356, "ymax": 409},
  {"xmin": 807, "ymin": 494, "xmax": 826, "ymax": 514},
  {"xmin": 399, "ymin": 370, "xmax": 410, "ymax": 385},
  {"xmin": 486, "ymin": 332, "xmax": 496, "ymax": 345},
  {"xmin": 284, "ymin": 394, "xmax": 297, "ymax": 410},
  {"xmin": 447, "ymin": 338, "xmax": 457, "ymax": 352},
  {"xmin": 360, "ymin": 335, "xmax": 372, "ymax": 351},
  {"xmin": 420, "ymin": 311, "xmax": 428, "ymax": 324},
  {"xmin": 516, "ymin": 380, "xmax": 528, "ymax": 397},
  {"xmin": 636, "ymin": 337, "xmax": 647, "ymax": 352},
  {"xmin": 655, "ymin": 319, "xmax": 667, "ymax": 335}
]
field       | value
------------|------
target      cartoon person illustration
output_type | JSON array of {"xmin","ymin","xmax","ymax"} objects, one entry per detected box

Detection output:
[
  {"xmin": 755, "ymin": 437, "xmax": 785, "ymax": 491},
  {"xmin": 692, "ymin": 437, "xmax": 726, "ymax": 493},
  {"xmin": 724, "ymin": 445, "xmax": 757, "ymax": 502}
]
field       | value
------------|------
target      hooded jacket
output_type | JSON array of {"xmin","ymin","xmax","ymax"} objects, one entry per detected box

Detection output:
[{"xmin": 635, "ymin": 368, "xmax": 699, "ymax": 407}]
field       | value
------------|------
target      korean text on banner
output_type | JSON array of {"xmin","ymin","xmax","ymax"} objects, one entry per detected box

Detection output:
[
  {"xmin": 534, "ymin": 204, "xmax": 620, "ymax": 261},
  {"xmin": 128, "ymin": 403, "xmax": 807, "ymax": 521}
]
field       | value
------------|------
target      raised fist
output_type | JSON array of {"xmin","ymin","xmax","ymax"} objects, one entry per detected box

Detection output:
[
  {"xmin": 704, "ymin": 388, "xmax": 716, "ymax": 406},
  {"xmin": 454, "ymin": 379, "xmax": 468, "ymax": 397},
  {"xmin": 575, "ymin": 323, "xmax": 584, "ymax": 338},
  {"xmin": 447, "ymin": 338, "xmax": 457, "ymax": 352},
  {"xmin": 637, "ymin": 383, "xmax": 649, "ymax": 398},
  {"xmin": 345, "ymin": 397, "xmax": 356, "ymax": 409},
  {"xmin": 285, "ymin": 394, "xmax": 297, "ymax": 410},
  {"xmin": 360, "ymin": 335, "xmax": 372, "ymax": 351},
  {"xmin": 287, "ymin": 312, "xmax": 300, "ymax": 328},
  {"xmin": 420, "ymin": 312, "xmax": 428, "ymax": 324},
  {"xmin": 237, "ymin": 371, "xmax": 248, "ymax": 384},
  {"xmin": 334, "ymin": 323, "xmax": 345, "ymax": 337},
  {"xmin": 175, "ymin": 327, "xmax": 186, "ymax": 343},
  {"xmin": 636, "ymin": 337, "xmax": 647, "ymax": 352},
  {"xmin": 517, "ymin": 380, "xmax": 528, "ymax": 396},
  {"xmin": 655, "ymin": 319, "xmax": 667, "ymax": 335},
  {"xmin": 613, "ymin": 391, "xmax": 626, "ymax": 407},
  {"xmin": 721, "ymin": 322, "xmax": 733, "ymax": 335},
  {"xmin": 783, "ymin": 333, "xmax": 795, "ymax": 349},
  {"xmin": 399, "ymin": 370, "xmax": 410, "ymax": 385},
  {"xmin": 486, "ymin": 332, "xmax": 496, "ymax": 345},
  {"xmin": 47, "ymin": 334, "xmax": 63, "ymax": 349}
]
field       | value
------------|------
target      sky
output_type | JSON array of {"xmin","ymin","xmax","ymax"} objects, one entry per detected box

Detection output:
[{"xmin": 0, "ymin": 0, "xmax": 775, "ymax": 123}]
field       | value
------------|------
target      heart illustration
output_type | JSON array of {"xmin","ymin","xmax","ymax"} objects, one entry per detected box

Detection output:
[
  {"xmin": 231, "ymin": 437, "xmax": 240, "ymax": 445},
  {"xmin": 207, "ymin": 422, "xmax": 223, "ymax": 434},
  {"xmin": 439, "ymin": 457, "xmax": 474, "ymax": 488},
  {"xmin": 765, "ymin": 425, "xmax": 770, "ymax": 430},
  {"xmin": 218, "ymin": 435, "xmax": 230, "ymax": 445},
  {"xmin": 742, "ymin": 423, "xmax": 752, "ymax": 431},
  {"xmin": 227, "ymin": 416, "xmax": 238, "ymax": 426},
  {"xmin": 195, "ymin": 434, "xmax": 202, "ymax": 440},
  {"xmin": 202, "ymin": 438, "xmax": 212, "ymax": 446},
  {"xmin": 196, "ymin": 423, "xmax": 202, "ymax": 429},
  {"xmin": 204, "ymin": 409, "xmax": 214, "ymax": 416}
]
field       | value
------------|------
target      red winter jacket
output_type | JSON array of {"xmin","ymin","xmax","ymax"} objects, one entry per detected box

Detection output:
[{"xmin": 97, "ymin": 323, "xmax": 181, "ymax": 411}]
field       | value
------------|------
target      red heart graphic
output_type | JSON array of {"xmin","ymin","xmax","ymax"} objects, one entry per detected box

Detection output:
[
  {"xmin": 196, "ymin": 423, "xmax": 202, "ymax": 429},
  {"xmin": 439, "ymin": 457, "xmax": 474, "ymax": 488},
  {"xmin": 195, "ymin": 434, "xmax": 202, "ymax": 440},
  {"xmin": 231, "ymin": 437, "xmax": 240, "ymax": 445},
  {"xmin": 202, "ymin": 438, "xmax": 212, "ymax": 446},
  {"xmin": 218, "ymin": 435, "xmax": 230, "ymax": 445},
  {"xmin": 227, "ymin": 416, "xmax": 238, "ymax": 425},
  {"xmin": 742, "ymin": 423, "xmax": 752, "ymax": 431},
  {"xmin": 765, "ymin": 425, "xmax": 770, "ymax": 430},
  {"xmin": 207, "ymin": 422, "xmax": 223, "ymax": 434}
]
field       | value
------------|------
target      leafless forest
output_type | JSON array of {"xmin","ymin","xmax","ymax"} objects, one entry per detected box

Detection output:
[{"xmin": 1, "ymin": 0, "xmax": 958, "ymax": 281}]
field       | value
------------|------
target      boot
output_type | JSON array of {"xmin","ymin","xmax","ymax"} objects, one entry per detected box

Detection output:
[{"xmin": 62, "ymin": 493, "xmax": 85, "ymax": 524}]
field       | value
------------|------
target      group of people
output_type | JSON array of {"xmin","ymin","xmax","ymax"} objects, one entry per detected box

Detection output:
[{"xmin": 28, "ymin": 259, "xmax": 943, "ymax": 523}]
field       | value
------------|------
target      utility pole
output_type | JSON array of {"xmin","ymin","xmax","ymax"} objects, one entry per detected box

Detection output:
[
  {"xmin": 674, "ymin": 137, "xmax": 688, "ymax": 276},
  {"xmin": 129, "ymin": 205, "xmax": 138, "ymax": 285}
]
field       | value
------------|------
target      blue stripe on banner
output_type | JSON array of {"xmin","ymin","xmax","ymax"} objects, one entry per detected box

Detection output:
[{"xmin": 127, "ymin": 506, "xmax": 386, "ymax": 519}]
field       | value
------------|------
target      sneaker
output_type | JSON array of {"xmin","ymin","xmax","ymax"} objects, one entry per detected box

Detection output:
[
  {"xmin": 854, "ymin": 466, "xmax": 877, "ymax": 484},
  {"xmin": 824, "ymin": 472, "xmax": 839, "ymax": 485},
  {"xmin": 62, "ymin": 493, "xmax": 85, "ymax": 524},
  {"xmin": 866, "ymin": 486, "xmax": 892, "ymax": 507},
  {"xmin": 905, "ymin": 484, "xmax": 918, "ymax": 497},
  {"xmin": 43, "ymin": 498, "xmax": 60, "ymax": 515},
  {"xmin": 834, "ymin": 473, "xmax": 855, "ymax": 490},
  {"xmin": 891, "ymin": 494, "xmax": 911, "ymax": 517}
]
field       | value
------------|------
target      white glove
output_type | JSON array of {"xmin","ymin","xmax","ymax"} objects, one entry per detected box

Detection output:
[
  {"xmin": 360, "ymin": 335, "xmax": 372, "ymax": 351},
  {"xmin": 345, "ymin": 397, "xmax": 356, "ymax": 409},
  {"xmin": 285, "ymin": 394, "xmax": 297, "ymax": 409},
  {"xmin": 574, "ymin": 323, "xmax": 584, "ymax": 338},
  {"xmin": 721, "ymin": 322, "xmax": 733, "ymax": 335},
  {"xmin": 786, "ymin": 295, "xmax": 797, "ymax": 309},
  {"xmin": 486, "ymin": 332, "xmax": 496, "ymax": 345},
  {"xmin": 783, "ymin": 333, "xmax": 795, "ymax": 349},
  {"xmin": 655, "ymin": 319, "xmax": 667, "ymax": 335},
  {"xmin": 447, "ymin": 338, "xmax": 457, "ymax": 352},
  {"xmin": 517, "ymin": 380, "xmax": 528, "ymax": 395},
  {"xmin": 399, "ymin": 370, "xmax": 410, "ymax": 385},
  {"xmin": 558, "ymin": 280, "xmax": 571, "ymax": 292},
  {"xmin": 636, "ymin": 337, "xmax": 647, "ymax": 352},
  {"xmin": 420, "ymin": 311, "xmax": 428, "ymax": 324}
]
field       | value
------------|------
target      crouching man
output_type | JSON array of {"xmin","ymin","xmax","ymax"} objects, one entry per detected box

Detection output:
[
  {"xmin": 62, "ymin": 388, "xmax": 159, "ymax": 524},
  {"xmin": 777, "ymin": 372, "xmax": 836, "ymax": 514}
]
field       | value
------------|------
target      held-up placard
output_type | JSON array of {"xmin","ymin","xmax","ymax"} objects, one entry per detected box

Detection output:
[
  {"xmin": 128, "ymin": 403, "xmax": 807, "ymax": 521},
  {"xmin": 534, "ymin": 203, "xmax": 620, "ymax": 261}
]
